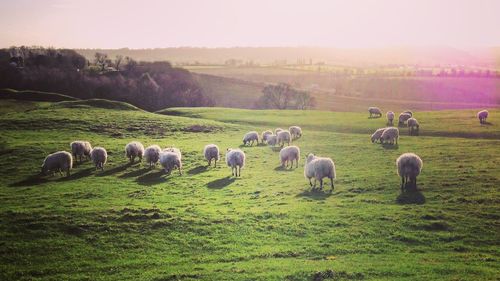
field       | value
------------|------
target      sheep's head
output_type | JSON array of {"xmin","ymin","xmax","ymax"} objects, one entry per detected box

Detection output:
[
  {"xmin": 227, "ymin": 148, "xmax": 233, "ymax": 152},
  {"xmin": 41, "ymin": 164, "xmax": 48, "ymax": 176},
  {"xmin": 306, "ymin": 153, "xmax": 315, "ymax": 163}
]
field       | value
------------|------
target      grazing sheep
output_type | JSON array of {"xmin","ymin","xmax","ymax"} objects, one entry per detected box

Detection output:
[
  {"xmin": 261, "ymin": 130, "xmax": 273, "ymax": 144},
  {"xmin": 144, "ymin": 145, "xmax": 161, "ymax": 168},
  {"xmin": 407, "ymin": 117, "xmax": 420, "ymax": 135},
  {"xmin": 90, "ymin": 147, "xmax": 107, "ymax": 171},
  {"xmin": 371, "ymin": 127, "xmax": 387, "ymax": 143},
  {"xmin": 275, "ymin": 128, "xmax": 284, "ymax": 135},
  {"xmin": 403, "ymin": 110, "xmax": 413, "ymax": 117},
  {"xmin": 41, "ymin": 151, "xmax": 73, "ymax": 177},
  {"xmin": 125, "ymin": 141, "xmax": 144, "ymax": 163},
  {"xmin": 396, "ymin": 153, "xmax": 423, "ymax": 191},
  {"xmin": 380, "ymin": 127, "xmax": 399, "ymax": 145},
  {"xmin": 279, "ymin": 145, "xmax": 300, "ymax": 169},
  {"xmin": 477, "ymin": 110, "xmax": 489, "ymax": 124},
  {"xmin": 70, "ymin": 141, "xmax": 92, "ymax": 163},
  {"xmin": 226, "ymin": 148, "xmax": 245, "ymax": 177},
  {"xmin": 289, "ymin": 126, "xmax": 302, "ymax": 140},
  {"xmin": 267, "ymin": 135, "xmax": 278, "ymax": 147},
  {"xmin": 277, "ymin": 130, "xmax": 291, "ymax": 147},
  {"xmin": 159, "ymin": 150, "xmax": 182, "ymax": 175},
  {"xmin": 304, "ymin": 153, "xmax": 336, "ymax": 190},
  {"xmin": 386, "ymin": 111, "xmax": 395, "ymax": 125},
  {"xmin": 243, "ymin": 131, "xmax": 259, "ymax": 146},
  {"xmin": 398, "ymin": 113, "xmax": 412, "ymax": 126},
  {"xmin": 368, "ymin": 107, "xmax": 382, "ymax": 118},
  {"xmin": 204, "ymin": 144, "xmax": 220, "ymax": 167},
  {"xmin": 163, "ymin": 147, "xmax": 182, "ymax": 160}
]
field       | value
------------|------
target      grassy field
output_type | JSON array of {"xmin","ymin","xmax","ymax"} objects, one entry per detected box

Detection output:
[{"xmin": 0, "ymin": 99, "xmax": 499, "ymax": 280}]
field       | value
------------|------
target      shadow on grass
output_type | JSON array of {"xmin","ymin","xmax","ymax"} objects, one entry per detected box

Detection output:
[
  {"xmin": 9, "ymin": 167, "xmax": 95, "ymax": 187},
  {"xmin": 274, "ymin": 165, "xmax": 296, "ymax": 172},
  {"xmin": 481, "ymin": 121, "xmax": 493, "ymax": 126},
  {"xmin": 9, "ymin": 174, "xmax": 49, "ymax": 187},
  {"xmin": 396, "ymin": 187, "xmax": 426, "ymax": 205},
  {"xmin": 382, "ymin": 143, "xmax": 399, "ymax": 150},
  {"xmin": 58, "ymin": 167, "xmax": 94, "ymax": 181},
  {"xmin": 188, "ymin": 165, "xmax": 208, "ymax": 175},
  {"xmin": 136, "ymin": 170, "xmax": 168, "ymax": 185},
  {"xmin": 296, "ymin": 189, "xmax": 333, "ymax": 200},
  {"xmin": 96, "ymin": 162, "xmax": 133, "ymax": 177},
  {"xmin": 271, "ymin": 146, "xmax": 281, "ymax": 152},
  {"xmin": 119, "ymin": 167, "xmax": 150, "ymax": 178},
  {"xmin": 207, "ymin": 176, "xmax": 235, "ymax": 189},
  {"xmin": 368, "ymin": 116, "xmax": 382, "ymax": 119}
]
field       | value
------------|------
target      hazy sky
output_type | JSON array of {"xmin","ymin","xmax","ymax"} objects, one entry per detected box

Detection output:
[{"xmin": 1, "ymin": 0, "xmax": 500, "ymax": 48}]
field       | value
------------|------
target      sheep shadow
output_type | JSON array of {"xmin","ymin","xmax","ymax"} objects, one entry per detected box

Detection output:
[
  {"xmin": 270, "ymin": 146, "xmax": 281, "ymax": 152},
  {"xmin": 9, "ymin": 175, "xmax": 49, "ymax": 187},
  {"xmin": 274, "ymin": 165, "xmax": 296, "ymax": 172},
  {"xmin": 188, "ymin": 165, "xmax": 208, "ymax": 175},
  {"xmin": 96, "ymin": 162, "xmax": 133, "ymax": 177},
  {"xmin": 119, "ymin": 167, "xmax": 150, "ymax": 178},
  {"xmin": 381, "ymin": 143, "xmax": 399, "ymax": 150},
  {"xmin": 481, "ymin": 121, "xmax": 493, "ymax": 126},
  {"xmin": 57, "ymin": 167, "xmax": 94, "ymax": 181},
  {"xmin": 136, "ymin": 170, "xmax": 168, "ymax": 185},
  {"xmin": 296, "ymin": 188, "xmax": 333, "ymax": 200},
  {"xmin": 396, "ymin": 187, "xmax": 426, "ymax": 205},
  {"xmin": 368, "ymin": 116, "xmax": 382, "ymax": 119},
  {"xmin": 207, "ymin": 176, "xmax": 235, "ymax": 189}
]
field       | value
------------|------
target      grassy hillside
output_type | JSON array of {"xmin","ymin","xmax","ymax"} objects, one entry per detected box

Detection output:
[{"xmin": 1, "ymin": 100, "xmax": 499, "ymax": 280}]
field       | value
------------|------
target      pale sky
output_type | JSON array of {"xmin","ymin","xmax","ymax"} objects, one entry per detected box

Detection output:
[{"xmin": 1, "ymin": 0, "xmax": 499, "ymax": 48}]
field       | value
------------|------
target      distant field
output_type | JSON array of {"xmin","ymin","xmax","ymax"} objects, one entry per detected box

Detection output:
[{"xmin": 1, "ymin": 99, "xmax": 499, "ymax": 280}]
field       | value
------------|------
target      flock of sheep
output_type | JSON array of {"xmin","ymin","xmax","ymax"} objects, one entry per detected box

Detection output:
[{"xmin": 40, "ymin": 107, "xmax": 491, "ymax": 192}]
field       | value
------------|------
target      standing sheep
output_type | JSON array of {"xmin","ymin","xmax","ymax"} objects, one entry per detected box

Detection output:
[
  {"xmin": 371, "ymin": 127, "xmax": 387, "ymax": 143},
  {"xmin": 243, "ymin": 131, "xmax": 259, "ymax": 146},
  {"xmin": 144, "ymin": 145, "xmax": 161, "ymax": 168},
  {"xmin": 160, "ymin": 150, "xmax": 182, "ymax": 175},
  {"xmin": 163, "ymin": 147, "xmax": 182, "ymax": 160},
  {"xmin": 279, "ymin": 146, "xmax": 300, "ymax": 169},
  {"xmin": 70, "ymin": 141, "xmax": 92, "ymax": 163},
  {"xmin": 403, "ymin": 110, "xmax": 413, "ymax": 117},
  {"xmin": 398, "ymin": 112, "xmax": 412, "ymax": 126},
  {"xmin": 386, "ymin": 111, "xmax": 395, "ymax": 126},
  {"xmin": 289, "ymin": 126, "xmax": 302, "ymax": 140},
  {"xmin": 304, "ymin": 153, "xmax": 336, "ymax": 191},
  {"xmin": 477, "ymin": 110, "xmax": 489, "ymax": 124},
  {"xmin": 380, "ymin": 127, "xmax": 399, "ymax": 145},
  {"xmin": 125, "ymin": 141, "xmax": 144, "ymax": 163},
  {"xmin": 407, "ymin": 117, "xmax": 420, "ymax": 135},
  {"xmin": 277, "ymin": 130, "xmax": 291, "ymax": 147},
  {"xmin": 368, "ymin": 107, "xmax": 382, "ymax": 118},
  {"xmin": 41, "ymin": 151, "xmax": 73, "ymax": 177},
  {"xmin": 226, "ymin": 148, "xmax": 245, "ymax": 177},
  {"xmin": 267, "ymin": 135, "xmax": 278, "ymax": 147},
  {"xmin": 90, "ymin": 147, "xmax": 107, "ymax": 171},
  {"xmin": 275, "ymin": 128, "xmax": 284, "ymax": 135},
  {"xmin": 204, "ymin": 144, "xmax": 220, "ymax": 167},
  {"xmin": 396, "ymin": 153, "xmax": 423, "ymax": 191},
  {"xmin": 261, "ymin": 130, "xmax": 273, "ymax": 144}
]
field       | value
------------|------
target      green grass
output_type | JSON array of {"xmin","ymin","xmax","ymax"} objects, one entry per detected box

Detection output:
[
  {"xmin": 0, "ymin": 88, "xmax": 79, "ymax": 102},
  {"xmin": 0, "ymin": 100, "xmax": 499, "ymax": 280}
]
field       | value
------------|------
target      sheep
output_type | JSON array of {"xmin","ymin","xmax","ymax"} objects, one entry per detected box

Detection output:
[
  {"xmin": 380, "ymin": 127, "xmax": 399, "ymax": 145},
  {"xmin": 41, "ymin": 151, "xmax": 73, "ymax": 177},
  {"xmin": 226, "ymin": 148, "xmax": 245, "ymax": 177},
  {"xmin": 477, "ymin": 110, "xmax": 489, "ymax": 124},
  {"xmin": 243, "ymin": 131, "xmax": 259, "ymax": 146},
  {"xmin": 386, "ymin": 111, "xmax": 395, "ymax": 125},
  {"xmin": 261, "ymin": 130, "xmax": 273, "ymax": 144},
  {"xmin": 396, "ymin": 153, "xmax": 423, "ymax": 191},
  {"xmin": 70, "ymin": 141, "xmax": 92, "ymax": 163},
  {"xmin": 144, "ymin": 145, "xmax": 161, "ymax": 168},
  {"xmin": 277, "ymin": 130, "xmax": 291, "ymax": 147},
  {"xmin": 368, "ymin": 107, "xmax": 382, "ymax": 118},
  {"xmin": 279, "ymin": 146, "xmax": 300, "ymax": 169},
  {"xmin": 407, "ymin": 117, "xmax": 420, "ymax": 135},
  {"xmin": 267, "ymin": 135, "xmax": 278, "ymax": 147},
  {"xmin": 275, "ymin": 128, "xmax": 284, "ymax": 135},
  {"xmin": 371, "ymin": 127, "xmax": 387, "ymax": 143},
  {"xmin": 289, "ymin": 126, "xmax": 302, "ymax": 140},
  {"xmin": 403, "ymin": 110, "xmax": 413, "ymax": 117},
  {"xmin": 304, "ymin": 153, "xmax": 336, "ymax": 190},
  {"xmin": 163, "ymin": 147, "xmax": 182, "ymax": 160},
  {"xmin": 125, "ymin": 141, "xmax": 144, "ymax": 163},
  {"xmin": 159, "ymin": 150, "xmax": 182, "ymax": 175},
  {"xmin": 204, "ymin": 144, "xmax": 220, "ymax": 167},
  {"xmin": 90, "ymin": 147, "xmax": 107, "ymax": 171},
  {"xmin": 398, "ymin": 112, "xmax": 412, "ymax": 126}
]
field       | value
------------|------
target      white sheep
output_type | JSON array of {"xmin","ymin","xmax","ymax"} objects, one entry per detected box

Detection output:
[
  {"xmin": 407, "ymin": 117, "xmax": 420, "ymax": 135},
  {"xmin": 163, "ymin": 147, "xmax": 182, "ymax": 160},
  {"xmin": 371, "ymin": 127, "xmax": 387, "ymax": 143},
  {"xmin": 267, "ymin": 135, "xmax": 278, "ymax": 147},
  {"xmin": 204, "ymin": 144, "xmax": 220, "ymax": 167},
  {"xmin": 386, "ymin": 111, "xmax": 395, "ymax": 125},
  {"xmin": 368, "ymin": 107, "xmax": 382, "ymax": 118},
  {"xmin": 41, "ymin": 151, "xmax": 73, "ymax": 177},
  {"xmin": 125, "ymin": 141, "xmax": 144, "ymax": 163},
  {"xmin": 159, "ymin": 150, "xmax": 182, "ymax": 175},
  {"xmin": 277, "ymin": 130, "xmax": 291, "ymax": 147},
  {"xmin": 380, "ymin": 127, "xmax": 399, "ymax": 145},
  {"xmin": 70, "ymin": 141, "xmax": 92, "ymax": 163},
  {"xmin": 396, "ymin": 153, "xmax": 423, "ymax": 191},
  {"xmin": 289, "ymin": 126, "xmax": 302, "ymax": 140},
  {"xmin": 226, "ymin": 148, "xmax": 245, "ymax": 177},
  {"xmin": 144, "ymin": 145, "xmax": 161, "ymax": 168},
  {"xmin": 398, "ymin": 112, "xmax": 412, "ymax": 126},
  {"xmin": 477, "ymin": 110, "xmax": 489, "ymax": 124},
  {"xmin": 243, "ymin": 131, "xmax": 259, "ymax": 146},
  {"xmin": 279, "ymin": 145, "xmax": 300, "ymax": 169},
  {"xmin": 90, "ymin": 147, "xmax": 107, "ymax": 171},
  {"xmin": 261, "ymin": 130, "xmax": 273, "ymax": 144},
  {"xmin": 403, "ymin": 110, "xmax": 413, "ymax": 117},
  {"xmin": 275, "ymin": 128, "xmax": 284, "ymax": 135},
  {"xmin": 304, "ymin": 153, "xmax": 336, "ymax": 190}
]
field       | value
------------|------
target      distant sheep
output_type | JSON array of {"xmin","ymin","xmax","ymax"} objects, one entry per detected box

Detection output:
[
  {"xmin": 144, "ymin": 145, "xmax": 161, "ymax": 168},
  {"xmin": 398, "ymin": 113, "xmax": 412, "ymax": 126},
  {"xmin": 243, "ymin": 131, "xmax": 259, "ymax": 146},
  {"xmin": 279, "ymin": 145, "xmax": 300, "ymax": 169},
  {"xmin": 275, "ymin": 128, "xmax": 284, "ymax": 135},
  {"xmin": 304, "ymin": 153, "xmax": 336, "ymax": 190},
  {"xmin": 90, "ymin": 147, "xmax": 107, "ymax": 171},
  {"xmin": 41, "ymin": 151, "xmax": 73, "ymax": 177},
  {"xmin": 261, "ymin": 130, "xmax": 273, "ymax": 144},
  {"xmin": 125, "ymin": 141, "xmax": 144, "ymax": 163},
  {"xmin": 403, "ymin": 110, "xmax": 413, "ymax": 117},
  {"xmin": 226, "ymin": 148, "xmax": 245, "ymax": 177},
  {"xmin": 477, "ymin": 110, "xmax": 489, "ymax": 124},
  {"xmin": 386, "ymin": 111, "xmax": 395, "ymax": 125},
  {"xmin": 407, "ymin": 117, "xmax": 420, "ymax": 135},
  {"xmin": 396, "ymin": 153, "xmax": 423, "ymax": 191},
  {"xmin": 267, "ymin": 135, "xmax": 278, "ymax": 147},
  {"xmin": 369, "ymin": 107, "xmax": 382, "ymax": 118},
  {"xmin": 380, "ymin": 127, "xmax": 399, "ymax": 145},
  {"xmin": 70, "ymin": 141, "xmax": 92, "ymax": 163},
  {"xmin": 204, "ymin": 144, "xmax": 220, "ymax": 167},
  {"xmin": 371, "ymin": 127, "xmax": 387, "ymax": 143},
  {"xmin": 160, "ymin": 150, "xmax": 182, "ymax": 175},
  {"xmin": 277, "ymin": 130, "xmax": 291, "ymax": 147},
  {"xmin": 289, "ymin": 126, "xmax": 302, "ymax": 140}
]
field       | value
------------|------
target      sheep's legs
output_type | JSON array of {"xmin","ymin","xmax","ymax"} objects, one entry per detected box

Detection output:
[
  {"xmin": 295, "ymin": 159, "xmax": 298, "ymax": 168},
  {"xmin": 330, "ymin": 177, "xmax": 334, "ymax": 190},
  {"xmin": 309, "ymin": 178, "xmax": 313, "ymax": 187},
  {"xmin": 401, "ymin": 176, "xmax": 405, "ymax": 191},
  {"xmin": 319, "ymin": 178, "xmax": 323, "ymax": 190},
  {"xmin": 208, "ymin": 159, "xmax": 211, "ymax": 167},
  {"xmin": 214, "ymin": 160, "xmax": 217, "ymax": 168}
]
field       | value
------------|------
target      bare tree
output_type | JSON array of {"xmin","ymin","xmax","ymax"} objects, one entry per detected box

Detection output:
[
  {"xmin": 256, "ymin": 83, "xmax": 315, "ymax": 110},
  {"xmin": 94, "ymin": 52, "xmax": 108, "ymax": 71},
  {"xmin": 115, "ymin": 55, "xmax": 123, "ymax": 70}
]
